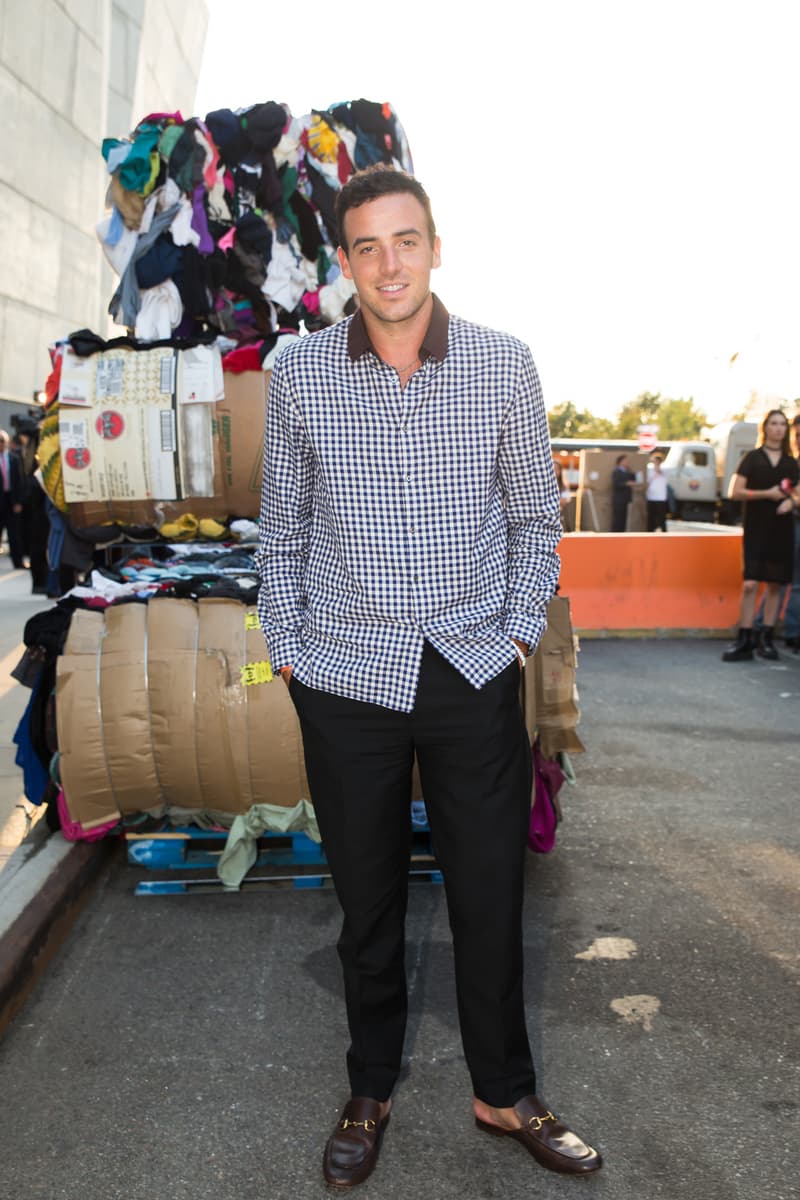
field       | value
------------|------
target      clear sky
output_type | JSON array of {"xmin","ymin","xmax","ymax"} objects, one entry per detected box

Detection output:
[{"xmin": 195, "ymin": 0, "xmax": 800, "ymax": 423}]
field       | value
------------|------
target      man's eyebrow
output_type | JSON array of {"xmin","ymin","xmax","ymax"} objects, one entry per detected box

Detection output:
[{"xmin": 351, "ymin": 227, "xmax": 422, "ymax": 248}]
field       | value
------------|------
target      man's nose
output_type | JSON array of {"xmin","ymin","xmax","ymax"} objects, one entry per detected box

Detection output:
[{"xmin": 381, "ymin": 245, "xmax": 400, "ymax": 273}]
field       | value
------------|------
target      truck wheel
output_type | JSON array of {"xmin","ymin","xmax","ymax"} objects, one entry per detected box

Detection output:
[
  {"xmin": 681, "ymin": 503, "xmax": 715, "ymax": 522},
  {"xmin": 719, "ymin": 500, "xmax": 742, "ymax": 526}
]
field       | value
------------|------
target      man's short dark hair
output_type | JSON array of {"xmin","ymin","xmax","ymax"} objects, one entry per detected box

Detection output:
[
  {"xmin": 335, "ymin": 165, "xmax": 436, "ymax": 253},
  {"xmin": 615, "ymin": 454, "xmax": 627, "ymax": 465}
]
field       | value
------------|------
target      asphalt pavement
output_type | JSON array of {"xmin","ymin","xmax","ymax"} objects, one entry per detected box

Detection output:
[{"xmin": 0, "ymin": 628, "xmax": 798, "ymax": 1200}]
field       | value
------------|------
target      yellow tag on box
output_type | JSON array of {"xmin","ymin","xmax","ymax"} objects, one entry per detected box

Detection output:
[{"xmin": 240, "ymin": 660, "xmax": 274, "ymax": 686}]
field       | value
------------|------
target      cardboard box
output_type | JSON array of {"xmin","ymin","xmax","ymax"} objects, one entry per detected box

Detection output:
[
  {"xmin": 66, "ymin": 367, "xmax": 268, "ymax": 529},
  {"xmin": 216, "ymin": 369, "xmax": 268, "ymax": 520},
  {"xmin": 522, "ymin": 596, "xmax": 585, "ymax": 759}
]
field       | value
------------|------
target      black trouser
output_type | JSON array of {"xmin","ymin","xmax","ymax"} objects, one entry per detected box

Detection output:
[
  {"xmin": 647, "ymin": 500, "xmax": 668, "ymax": 532},
  {"xmin": 0, "ymin": 493, "xmax": 24, "ymax": 566},
  {"xmin": 611, "ymin": 500, "xmax": 629, "ymax": 532},
  {"xmin": 289, "ymin": 642, "xmax": 535, "ymax": 1107}
]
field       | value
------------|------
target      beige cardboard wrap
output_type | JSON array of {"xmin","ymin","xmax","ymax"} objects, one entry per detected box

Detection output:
[
  {"xmin": 56, "ymin": 596, "xmax": 581, "ymax": 829},
  {"xmin": 56, "ymin": 596, "xmax": 309, "ymax": 828},
  {"xmin": 522, "ymin": 596, "xmax": 584, "ymax": 759}
]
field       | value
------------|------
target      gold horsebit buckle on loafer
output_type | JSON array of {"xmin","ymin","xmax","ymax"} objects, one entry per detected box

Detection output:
[
  {"xmin": 339, "ymin": 1118, "xmax": 377, "ymax": 1132},
  {"xmin": 526, "ymin": 1111, "xmax": 556, "ymax": 1133}
]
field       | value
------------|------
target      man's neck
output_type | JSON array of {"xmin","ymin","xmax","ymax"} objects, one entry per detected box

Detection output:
[{"xmin": 361, "ymin": 293, "xmax": 434, "ymax": 368}]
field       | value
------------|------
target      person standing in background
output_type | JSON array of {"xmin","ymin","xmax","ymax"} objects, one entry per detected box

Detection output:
[
  {"xmin": 14, "ymin": 421, "xmax": 49, "ymax": 594},
  {"xmin": 553, "ymin": 459, "xmax": 573, "ymax": 531},
  {"xmin": 0, "ymin": 429, "xmax": 25, "ymax": 569},
  {"xmin": 781, "ymin": 413, "xmax": 800, "ymax": 650},
  {"xmin": 722, "ymin": 409, "xmax": 799, "ymax": 662},
  {"xmin": 611, "ymin": 454, "xmax": 636, "ymax": 531},
  {"xmin": 645, "ymin": 453, "xmax": 669, "ymax": 532}
]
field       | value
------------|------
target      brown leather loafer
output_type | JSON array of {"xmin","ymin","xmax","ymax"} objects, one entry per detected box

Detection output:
[
  {"xmin": 476, "ymin": 1094, "xmax": 602, "ymax": 1174},
  {"xmin": 323, "ymin": 1097, "xmax": 389, "ymax": 1188}
]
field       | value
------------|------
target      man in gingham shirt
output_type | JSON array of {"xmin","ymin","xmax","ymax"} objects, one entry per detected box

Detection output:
[{"xmin": 256, "ymin": 166, "xmax": 601, "ymax": 1187}]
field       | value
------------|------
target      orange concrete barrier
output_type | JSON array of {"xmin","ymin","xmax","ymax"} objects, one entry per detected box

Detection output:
[{"xmin": 557, "ymin": 531, "xmax": 743, "ymax": 634}]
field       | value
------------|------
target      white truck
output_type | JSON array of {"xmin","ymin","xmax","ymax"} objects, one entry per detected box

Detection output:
[{"xmin": 660, "ymin": 421, "xmax": 758, "ymax": 523}]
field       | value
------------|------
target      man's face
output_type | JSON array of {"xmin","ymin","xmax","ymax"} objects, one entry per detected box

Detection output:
[{"xmin": 338, "ymin": 192, "xmax": 441, "ymax": 330}]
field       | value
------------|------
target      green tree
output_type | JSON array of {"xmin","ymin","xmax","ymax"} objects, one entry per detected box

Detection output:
[
  {"xmin": 547, "ymin": 402, "xmax": 615, "ymax": 439},
  {"xmin": 612, "ymin": 392, "xmax": 707, "ymax": 440},
  {"xmin": 657, "ymin": 397, "xmax": 707, "ymax": 440},
  {"xmin": 614, "ymin": 392, "xmax": 662, "ymax": 438}
]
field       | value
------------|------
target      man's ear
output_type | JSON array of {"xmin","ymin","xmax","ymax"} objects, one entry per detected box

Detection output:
[
  {"xmin": 432, "ymin": 236, "xmax": 442, "ymax": 270},
  {"xmin": 338, "ymin": 245, "xmax": 353, "ymax": 280}
]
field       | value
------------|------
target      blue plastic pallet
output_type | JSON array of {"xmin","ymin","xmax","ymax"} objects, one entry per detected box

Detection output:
[
  {"xmin": 133, "ymin": 866, "xmax": 444, "ymax": 897},
  {"xmin": 126, "ymin": 825, "xmax": 442, "ymax": 894},
  {"xmin": 126, "ymin": 827, "xmax": 327, "ymax": 871}
]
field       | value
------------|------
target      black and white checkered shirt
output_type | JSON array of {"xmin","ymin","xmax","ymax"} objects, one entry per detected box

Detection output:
[{"xmin": 255, "ymin": 295, "xmax": 561, "ymax": 712}]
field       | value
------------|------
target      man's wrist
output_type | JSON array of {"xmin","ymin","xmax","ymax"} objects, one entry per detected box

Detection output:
[{"xmin": 510, "ymin": 638, "xmax": 529, "ymax": 665}]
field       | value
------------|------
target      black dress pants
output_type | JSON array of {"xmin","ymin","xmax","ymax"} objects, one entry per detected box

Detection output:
[
  {"xmin": 289, "ymin": 642, "xmax": 536, "ymax": 1107},
  {"xmin": 647, "ymin": 500, "xmax": 668, "ymax": 532},
  {"xmin": 0, "ymin": 492, "xmax": 24, "ymax": 567},
  {"xmin": 611, "ymin": 500, "xmax": 629, "ymax": 532}
]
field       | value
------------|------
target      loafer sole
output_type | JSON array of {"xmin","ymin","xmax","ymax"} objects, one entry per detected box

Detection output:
[{"xmin": 475, "ymin": 1116, "xmax": 603, "ymax": 1175}]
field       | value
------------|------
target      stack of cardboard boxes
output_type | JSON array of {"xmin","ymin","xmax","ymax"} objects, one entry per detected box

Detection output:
[{"xmin": 59, "ymin": 349, "xmax": 271, "ymax": 530}]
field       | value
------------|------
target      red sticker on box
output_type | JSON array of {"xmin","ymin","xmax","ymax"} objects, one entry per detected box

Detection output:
[
  {"xmin": 95, "ymin": 411, "xmax": 125, "ymax": 439},
  {"xmin": 65, "ymin": 447, "xmax": 91, "ymax": 470}
]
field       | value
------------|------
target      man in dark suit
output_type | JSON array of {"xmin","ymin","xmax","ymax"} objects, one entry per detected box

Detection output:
[
  {"xmin": 611, "ymin": 454, "xmax": 636, "ymax": 532},
  {"xmin": 0, "ymin": 428, "xmax": 25, "ymax": 568}
]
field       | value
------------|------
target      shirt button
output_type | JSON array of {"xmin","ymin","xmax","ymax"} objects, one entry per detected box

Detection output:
[
  {"xmin": 413, "ymin": 575, "xmax": 419, "ymax": 583},
  {"xmin": 409, "ymin": 526, "xmax": 415, "ymax": 533},
  {"xmin": 406, "ymin": 475, "xmax": 412, "ymax": 482}
]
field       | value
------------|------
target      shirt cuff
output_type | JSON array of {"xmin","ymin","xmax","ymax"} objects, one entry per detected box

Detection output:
[
  {"xmin": 504, "ymin": 614, "xmax": 547, "ymax": 657},
  {"xmin": 265, "ymin": 633, "xmax": 302, "ymax": 674}
]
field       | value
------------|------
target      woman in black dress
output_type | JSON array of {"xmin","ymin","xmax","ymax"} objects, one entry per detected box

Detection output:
[{"xmin": 722, "ymin": 409, "xmax": 800, "ymax": 661}]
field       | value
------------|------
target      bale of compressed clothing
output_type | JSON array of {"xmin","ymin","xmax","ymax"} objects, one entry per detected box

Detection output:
[
  {"xmin": 37, "ymin": 99, "xmax": 411, "ymax": 542},
  {"xmin": 55, "ymin": 596, "xmax": 311, "ymax": 830},
  {"xmin": 54, "ymin": 593, "xmax": 583, "ymax": 834},
  {"xmin": 98, "ymin": 99, "xmax": 413, "ymax": 342}
]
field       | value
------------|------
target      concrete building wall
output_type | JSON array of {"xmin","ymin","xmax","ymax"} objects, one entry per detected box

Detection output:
[{"xmin": 0, "ymin": 0, "xmax": 208, "ymax": 406}]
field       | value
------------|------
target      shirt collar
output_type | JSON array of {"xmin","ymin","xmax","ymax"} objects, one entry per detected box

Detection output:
[{"xmin": 347, "ymin": 293, "xmax": 449, "ymax": 363}]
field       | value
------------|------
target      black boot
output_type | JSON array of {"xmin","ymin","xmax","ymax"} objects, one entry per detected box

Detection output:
[
  {"xmin": 756, "ymin": 626, "xmax": 779, "ymax": 660},
  {"xmin": 722, "ymin": 627, "xmax": 754, "ymax": 662}
]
